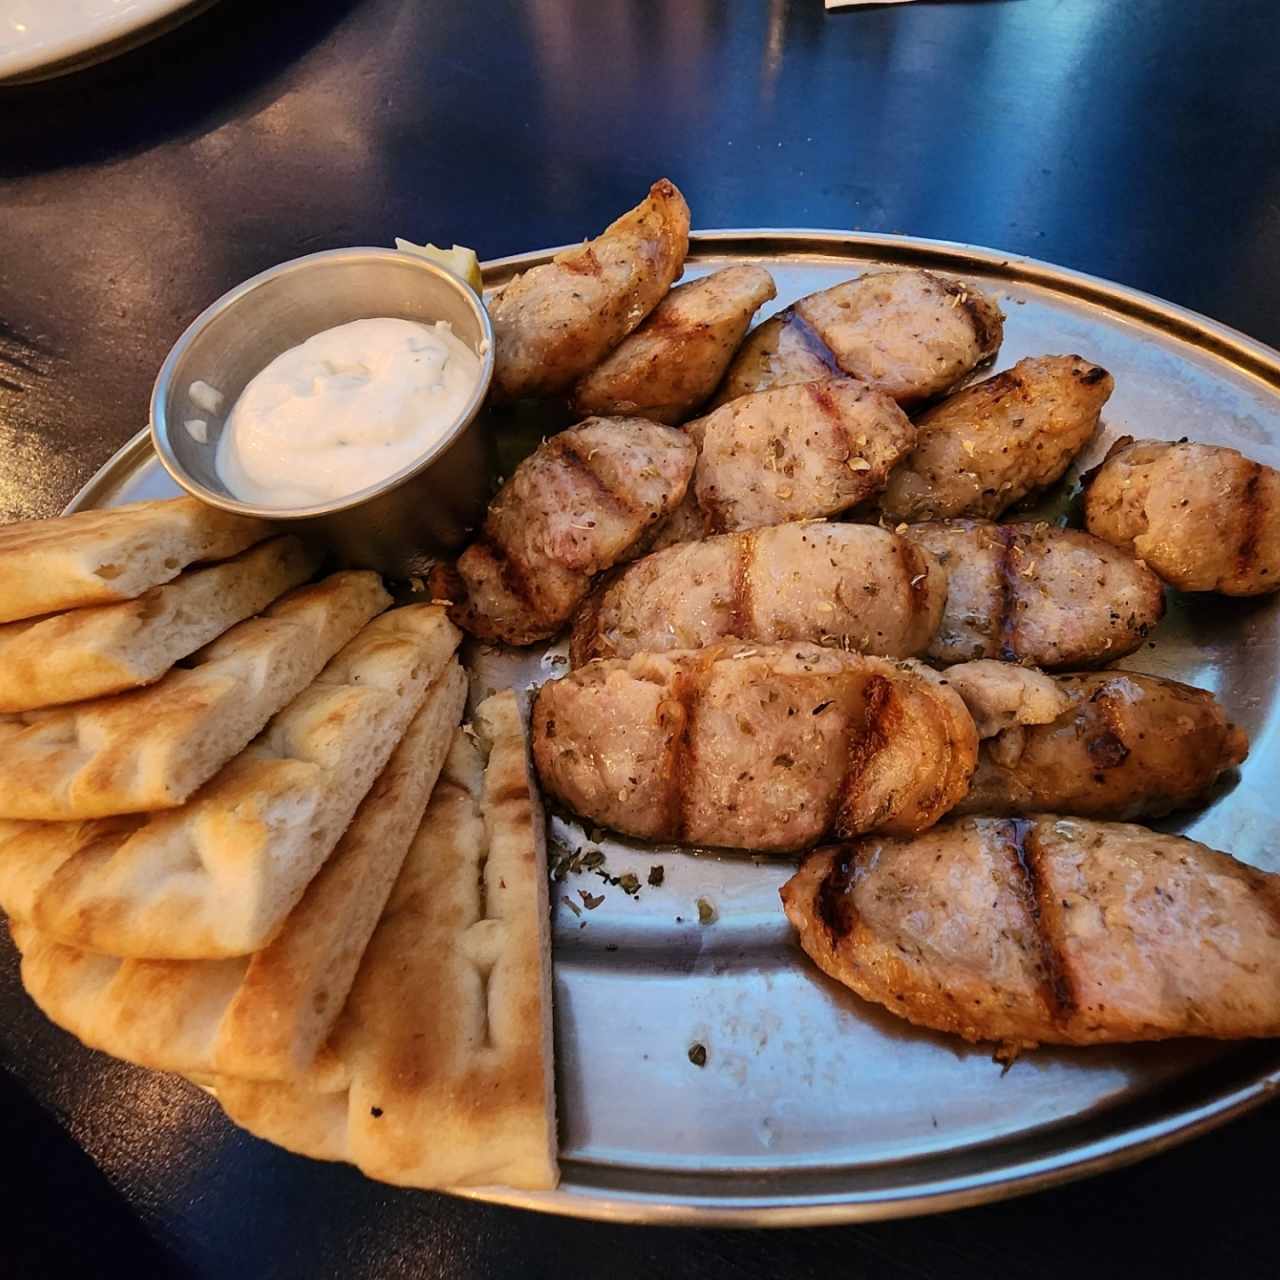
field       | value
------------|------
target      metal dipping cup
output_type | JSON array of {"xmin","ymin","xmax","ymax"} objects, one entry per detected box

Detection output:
[{"xmin": 150, "ymin": 247, "xmax": 495, "ymax": 577}]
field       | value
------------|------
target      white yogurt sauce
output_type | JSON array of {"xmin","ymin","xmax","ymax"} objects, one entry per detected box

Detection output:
[{"xmin": 216, "ymin": 317, "xmax": 480, "ymax": 508}]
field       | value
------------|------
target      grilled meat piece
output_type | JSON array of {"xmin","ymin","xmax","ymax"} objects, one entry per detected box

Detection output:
[
  {"xmin": 946, "ymin": 665, "xmax": 1249, "ymax": 820},
  {"xmin": 880, "ymin": 355, "xmax": 1113, "ymax": 522},
  {"xmin": 782, "ymin": 817, "xmax": 1280, "ymax": 1052},
  {"xmin": 713, "ymin": 268, "xmax": 1003, "ymax": 409},
  {"xmin": 573, "ymin": 265, "xmax": 777, "ymax": 424},
  {"xmin": 490, "ymin": 179, "xmax": 690, "ymax": 402},
  {"xmin": 532, "ymin": 642, "xmax": 977, "ymax": 852},
  {"xmin": 433, "ymin": 418, "xmax": 695, "ymax": 646},
  {"xmin": 902, "ymin": 519, "xmax": 1165, "ymax": 668},
  {"xmin": 648, "ymin": 488, "xmax": 709, "ymax": 551},
  {"xmin": 681, "ymin": 379, "xmax": 915, "ymax": 536},
  {"xmin": 941, "ymin": 659, "xmax": 1071, "ymax": 737},
  {"xmin": 1083, "ymin": 437, "xmax": 1280, "ymax": 595},
  {"xmin": 570, "ymin": 522, "xmax": 946, "ymax": 666}
]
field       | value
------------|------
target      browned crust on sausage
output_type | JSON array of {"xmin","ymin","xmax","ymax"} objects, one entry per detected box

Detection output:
[
  {"xmin": 562, "ymin": 246, "xmax": 602, "ymax": 277},
  {"xmin": 568, "ymin": 587, "xmax": 605, "ymax": 667},
  {"xmin": 730, "ymin": 529, "xmax": 758, "ymax": 639},
  {"xmin": 555, "ymin": 437, "xmax": 641, "ymax": 517},
  {"xmin": 1083, "ymin": 682, "xmax": 1132, "ymax": 775},
  {"xmin": 806, "ymin": 379, "xmax": 844, "ymax": 429},
  {"xmin": 783, "ymin": 309, "xmax": 844, "ymax": 377},
  {"xmin": 1237, "ymin": 463, "xmax": 1264, "ymax": 582},
  {"xmin": 426, "ymin": 560, "xmax": 465, "ymax": 608},
  {"xmin": 664, "ymin": 660, "xmax": 712, "ymax": 842},
  {"xmin": 908, "ymin": 764, "xmax": 948, "ymax": 834},
  {"xmin": 833, "ymin": 674, "xmax": 896, "ymax": 837},
  {"xmin": 1002, "ymin": 819, "xmax": 1077, "ymax": 1022},
  {"xmin": 942, "ymin": 276, "xmax": 1001, "ymax": 361},
  {"xmin": 472, "ymin": 538, "xmax": 538, "ymax": 610},
  {"xmin": 973, "ymin": 366, "xmax": 1026, "ymax": 404},
  {"xmin": 701, "ymin": 504, "xmax": 726, "ymax": 536},
  {"xmin": 699, "ymin": 478, "xmax": 729, "ymax": 535},
  {"xmin": 816, "ymin": 847, "xmax": 860, "ymax": 942}
]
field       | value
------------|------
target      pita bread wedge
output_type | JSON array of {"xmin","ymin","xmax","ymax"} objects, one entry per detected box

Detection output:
[
  {"xmin": 0, "ymin": 497, "xmax": 271, "ymax": 624},
  {"xmin": 0, "ymin": 569, "xmax": 388, "ymax": 820},
  {"xmin": 0, "ymin": 604, "xmax": 460, "ymax": 958},
  {"xmin": 211, "ymin": 1070, "xmax": 352, "ymax": 1164},
  {"xmin": 216, "ymin": 691, "xmax": 559, "ymax": 1191},
  {"xmin": 347, "ymin": 690, "xmax": 558, "ymax": 1189},
  {"xmin": 12, "ymin": 663, "xmax": 466, "ymax": 1082},
  {"xmin": 0, "ymin": 535, "xmax": 318, "ymax": 713},
  {"xmin": 214, "ymin": 661, "xmax": 467, "ymax": 1075}
]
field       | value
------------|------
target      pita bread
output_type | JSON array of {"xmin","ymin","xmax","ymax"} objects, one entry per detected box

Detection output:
[
  {"xmin": 210, "ymin": 1072, "xmax": 352, "ymax": 1164},
  {"xmin": 12, "ymin": 663, "xmax": 466, "ymax": 1082},
  {"xmin": 0, "ymin": 605, "xmax": 460, "ymax": 959},
  {"xmin": 215, "ymin": 661, "xmax": 466, "ymax": 1076},
  {"xmin": 0, "ymin": 570, "xmax": 388, "ymax": 820},
  {"xmin": 347, "ymin": 690, "xmax": 558, "ymax": 1189},
  {"xmin": 0, "ymin": 535, "xmax": 318, "ymax": 713},
  {"xmin": 0, "ymin": 497, "xmax": 271, "ymax": 624},
  {"xmin": 216, "ymin": 691, "xmax": 559, "ymax": 1191}
]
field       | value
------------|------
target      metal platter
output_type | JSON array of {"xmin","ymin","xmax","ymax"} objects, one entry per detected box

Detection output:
[{"xmin": 68, "ymin": 231, "xmax": 1280, "ymax": 1226}]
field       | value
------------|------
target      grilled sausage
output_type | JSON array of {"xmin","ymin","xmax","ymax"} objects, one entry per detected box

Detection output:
[
  {"xmin": 880, "ymin": 355, "xmax": 1113, "ymax": 522},
  {"xmin": 532, "ymin": 642, "xmax": 978, "ymax": 852},
  {"xmin": 945, "ymin": 665, "xmax": 1249, "ymax": 820},
  {"xmin": 569, "ymin": 523, "xmax": 946, "ymax": 666},
  {"xmin": 489, "ymin": 179, "xmax": 690, "ymax": 402},
  {"xmin": 902, "ymin": 520, "xmax": 1165, "ymax": 668},
  {"xmin": 781, "ymin": 817, "xmax": 1280, "ymax": 1052},
  {"xmin": 433, "ymin": 418, "xmax": 696, "ymax": 645},
  {"xmin": 712, "ymin": 268, "xmax": 1003, "ymax": 409},
  {"xmin": 1083, "ymin": 437, "xmax": 1280, "ymax": 595},
  {"xmin": 573, "ymin": 265, "xmax": 777, "ymax": 424},
  {"xmin": 680, "ymin": 379, "xmax": 915, "ymax": 537}
]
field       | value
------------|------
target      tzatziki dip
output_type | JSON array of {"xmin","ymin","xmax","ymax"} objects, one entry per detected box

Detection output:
[{"xmin": 216, "ymin": 317, "xmax": 481, "ymax": 508}]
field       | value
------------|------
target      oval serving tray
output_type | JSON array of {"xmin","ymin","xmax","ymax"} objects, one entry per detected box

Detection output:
[{"xmin": 68, "ymin": 231, "xmax": 1280, "ymax": 1226}]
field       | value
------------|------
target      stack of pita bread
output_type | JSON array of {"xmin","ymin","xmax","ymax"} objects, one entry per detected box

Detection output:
[{"xmin": 0, "ymin": 497, "xmax": 559, "ymax": 1192}]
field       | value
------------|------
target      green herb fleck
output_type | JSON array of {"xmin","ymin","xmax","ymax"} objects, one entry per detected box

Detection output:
[
  {"xmin": 687, "ymin": 1043, "xmax": 708, "ymax": 1068},
  {"xmin": 648, "ymin": 864, "xmax": 665, "ymax": 887},
  {"xmin": 696, "ymin": 898, "xmax": 717, "ymax": 926}
]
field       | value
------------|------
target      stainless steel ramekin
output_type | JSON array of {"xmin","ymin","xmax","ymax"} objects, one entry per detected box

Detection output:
[{"xmin": 150, "ymin": 247, "xmax": 494, "ymax": 576}]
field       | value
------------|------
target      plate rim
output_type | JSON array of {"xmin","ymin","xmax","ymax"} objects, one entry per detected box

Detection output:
[
  {"xmin": 0, "ymin": 0, "xmax": 217, "ymax": 84},
  {"xmin": 64, "ymin": 228, "xmax": 1280, "ymax": 1227}
]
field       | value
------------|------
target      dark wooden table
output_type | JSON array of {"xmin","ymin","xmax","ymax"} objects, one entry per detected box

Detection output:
[{"xmin": 2, "ymin": 1, "xmax": 1278, "ymax": 1274}]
